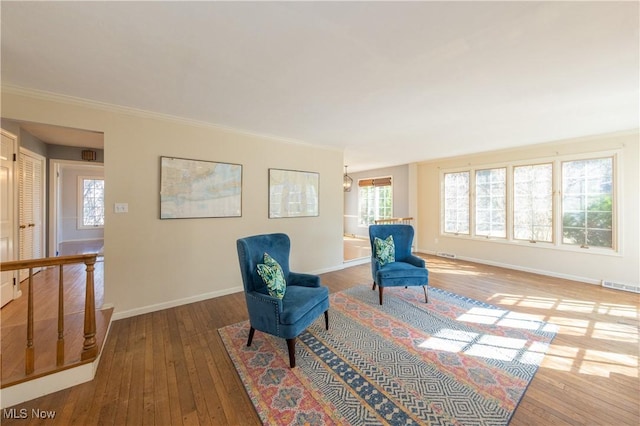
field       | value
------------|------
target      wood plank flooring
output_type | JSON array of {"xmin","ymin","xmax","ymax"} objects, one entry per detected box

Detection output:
[
  {"xmin": 343, "ymin": 236, "xmax": 371, "ymax": 262},
  {"xmin": 2, "ymin": 255, "xmax": 638, "ymax": 425},
  {"xmin": 1, "ymin": 258, "xmax": 110, "ymax": 385}
]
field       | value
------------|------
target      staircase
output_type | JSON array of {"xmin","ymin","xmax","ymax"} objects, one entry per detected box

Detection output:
[{"xmin": 0, "ymin": 255, "xmax": 112, "ymax": 408}]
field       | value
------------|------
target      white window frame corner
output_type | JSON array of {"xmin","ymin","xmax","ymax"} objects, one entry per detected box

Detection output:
[{"xmin": 77, "ymin": 175, "xmax": 105, "ymax": 230}]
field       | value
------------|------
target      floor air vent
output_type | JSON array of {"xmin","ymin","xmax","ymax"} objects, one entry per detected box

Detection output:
[
  {"xmin": 602, "ymin": 280, "xmax": 640, "ymax": 293},
  {"xmin": 436, "ymin": 252, "xmax": 457, "ymax": 259}
]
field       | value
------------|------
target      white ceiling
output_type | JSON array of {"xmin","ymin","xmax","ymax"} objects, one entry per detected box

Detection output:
[
  {"xmin": 1, "ymin": 1, "xmax": 638, "ymax": 172},
  {"xmin": 17, "ymin": 122, "xmax": 104, "ymax": 149}
]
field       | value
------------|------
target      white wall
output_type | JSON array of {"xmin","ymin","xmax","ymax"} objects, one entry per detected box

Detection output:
[
  {"xmin": 417, "ymin": 131, "xmax": 640, "ymax": 290},
  {"xmin": 2, "ymin": 89, "xmax": 344, "ymax": 317}
]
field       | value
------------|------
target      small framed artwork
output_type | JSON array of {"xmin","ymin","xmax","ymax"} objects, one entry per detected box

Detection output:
[
  {"xmin": 160, "ymin": 156, "xmax": 242, "ymax": 219},
  {"xmin": 268, "ymin": 168, "xmax": 319, "ymax": 218}
]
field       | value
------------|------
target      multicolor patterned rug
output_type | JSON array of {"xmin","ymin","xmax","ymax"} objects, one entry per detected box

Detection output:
[{"xmin": 219, "ymin": 285, "xmax": 557, "ymax": 425}]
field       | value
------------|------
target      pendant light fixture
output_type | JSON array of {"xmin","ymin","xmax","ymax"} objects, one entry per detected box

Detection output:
[{"xmin": 343, "ymin": 165, "xmax": 353, "ymax": 192}]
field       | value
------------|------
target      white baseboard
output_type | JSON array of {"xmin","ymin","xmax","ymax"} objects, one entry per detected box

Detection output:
[
  {"xmin": 0, "ymin": 319, "xmax": 113, "ymax": 409},
  {"xmin": 419, "ymin": 249, "xmax": 601, "ymax": 285},
  {"xmin": 59, "ymin": 238, "xmax": 104, "ymax": 243},
  {"xmin": 341, "ymin": 257, "xmax": 371, "ymax": 268},
  {"xmin": 111, "ymin": 285, "xmax": 243, "ymax": 320},
  {"xmin": 112, "ymin": 259, "xmax": 372, "ymax": 321},
  {"xmin": 310, "ymin": 256, "xmax": 371, "ymax": 275},
  {"xmin": 0, "ymin": 363, "xmax": 95, "ymax": 409}
]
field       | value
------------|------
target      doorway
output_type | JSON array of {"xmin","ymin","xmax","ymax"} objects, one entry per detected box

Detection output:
[
  {"xmin": 0, "ymin": 121, "xmax": 105, "ymax": 308},
  {"xmin": 50, "ymin": 160, "xmax": 104, "ymax": 258},
  {"xmin": 1, "ymin": 130, "xmax": 17, "ymax": 307}
]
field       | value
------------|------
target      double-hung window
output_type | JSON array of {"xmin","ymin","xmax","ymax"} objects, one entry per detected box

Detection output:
[
  {"xmin": 358, "ymin": 177, "xmax": 392, "ymax": 226},
  {"xmin": 78, "ymin": 176, "xmax": 104, "ymax": 229},
  {"xmin": 513, "ymin": 163, "xmax": 553, "ymax": 242},
  {"xmin": 562, "ymin": 157, "xmax": 613, "ymax": 248},
  {"xmin": 475, "ymin": 168, "xmax": 506, "ymax": 238},
  {"xmin": 443, "ymin": 172, "xmax": 470, "ymax": 234},
  {"xmin": 440, "ymin": 153, "xmax": 617, "ymax": 252}
]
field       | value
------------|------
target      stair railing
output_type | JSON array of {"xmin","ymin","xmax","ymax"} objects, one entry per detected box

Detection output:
[
  {"xmin": 0, "ymin": 254, "xmax": 98, "ymax": 375},
  {"xmin": 374, "ymin": 217, "xmax": 413, "ymax": 225}
]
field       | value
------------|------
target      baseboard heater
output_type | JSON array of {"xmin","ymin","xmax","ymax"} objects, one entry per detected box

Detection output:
[
  {"xmin": 436, "ymin": 252, "xmax": 457, "ymax": 259},
  {"xmin": 601, "ymin": 280, "xmax": 640, "ymax": 294}
]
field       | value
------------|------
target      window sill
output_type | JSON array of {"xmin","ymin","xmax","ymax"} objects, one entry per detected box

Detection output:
[{"xmin": 440, "ymin": 233, "xmax": 621, "ymax": 257}]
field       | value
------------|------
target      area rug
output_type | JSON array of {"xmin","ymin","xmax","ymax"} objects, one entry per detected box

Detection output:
[{"xmin": 219, "ymin": 285, "xmax": 557, "ymax": 425}]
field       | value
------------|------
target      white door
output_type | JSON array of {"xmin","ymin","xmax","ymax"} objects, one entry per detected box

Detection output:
[
  {"xmin": 18, "ymin": 148, "xmax": 45, "ymax": 282},
  {"xmin": 1, "ymin": 130, "xmax": 17, "ymax": 307}
]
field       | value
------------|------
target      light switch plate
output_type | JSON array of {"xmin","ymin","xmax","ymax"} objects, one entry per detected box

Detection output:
[{"xmin": 114, "ymin": 203, "xmax": 128, "ymax": 213}]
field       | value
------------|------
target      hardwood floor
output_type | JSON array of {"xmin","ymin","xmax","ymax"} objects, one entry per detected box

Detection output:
[
  {"xmin": 343, "ymin": 236, "xmax": 371, "ymax": 262},
  {"xmin": 58, "ymin": 239, "xmax": 104, "ymax": 256},
  {"xmin": 2, "ymin": 255, "xmax": 638, "ymax": 425},
  {"xmin": 1, "ymin": 258, "xmax": 109, "ymax": 385}
]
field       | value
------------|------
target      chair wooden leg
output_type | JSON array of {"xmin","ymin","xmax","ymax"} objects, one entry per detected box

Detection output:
[
  {"xmin": 324, "ymin": 310, "xmax": 329, "ymax": 330},
  {"xmin": 378, "ymin": 286, "xmax": 384, "ymax": 305},
  {"xmin": 286, "ymin": 338, "xmax": 296, "ymax": 368},
  {"xmin": 372, "ymin": 281, "xmax": 377, "ymax": 290},
  {"xmin": 247, "ymin": 326, "xmax": 255, "ymax": 347},
  {"xmin": 423, "ymin": 286, "xmax": 428, "ymax": 303}
]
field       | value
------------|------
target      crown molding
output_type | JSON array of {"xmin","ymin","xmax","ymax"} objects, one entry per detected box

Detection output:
[{"xmin": 1, "ymin": 84, "xmax": 342, "ymax": 152}]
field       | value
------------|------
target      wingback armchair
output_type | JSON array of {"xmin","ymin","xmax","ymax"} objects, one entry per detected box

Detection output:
[
  {"xmin": 236, "ymin": 233, "xmax": 329, "ymax": 368},
  {"xmin": 369, "ymin": 224, "xmax": 429, "ymax": 305}
]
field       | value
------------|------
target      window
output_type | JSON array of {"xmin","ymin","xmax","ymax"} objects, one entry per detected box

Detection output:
[
  {"xmin": 443, "ymin": 172, "xmax": 469, "ymax": 234},
  {"xmin": 439, "ymin": 152, "xmax": 618, "ymax": 253},
  {"xmin": 513, "ymin": 164, "xmax": 553, "ymax": 242},
  {"xmin": 78, "ymin": 177, "xmax": 104, "ymax": 228},
  {"xmin": 475, "ymin": 168, "xmax": 506, "ymax": 238},
  {"xmin": 562, "ymin": 157, "xmax": 613, "ymax": 248},
  {"xmin": 358, "ymin": 177, "xmax": 392, "ymax": 226}
]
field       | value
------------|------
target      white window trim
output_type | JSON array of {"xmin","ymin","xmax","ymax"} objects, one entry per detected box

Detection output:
[
  {"xmin": 512, "ymin": 162, "xmax": 554, "ymax": 244},
  {"xmin": 442, "ymin": 170, "xmax": 470, "ymax": 235},
  {"xmin": 77, "ymin": 175, "xmax": 104, "ymax": 230},
  {"xmin": 474, "ymin": 166, "xmax": 507, "ymax": 239},
  {"xmin": 357, "ymin": 175, "xmax": 393, "ymax": 228},
  {"xmin": 439, "ymin": 150, "xmax": 621, "ymax": 257}
]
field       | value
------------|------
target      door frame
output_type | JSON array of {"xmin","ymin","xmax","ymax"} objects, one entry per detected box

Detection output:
[
  {"xmin": 1, "ymin": 129, "xmax": 19, "ymax": 305},
  {"xmin": 49, "ymin": 159, "xmax": 104, "ymax": 257}
]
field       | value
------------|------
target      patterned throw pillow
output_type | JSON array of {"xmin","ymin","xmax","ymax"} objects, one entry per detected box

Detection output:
[
  {"xmin": 374, "ymin": 235, "xmax": 395, "ymax": 267},
  {"xmin": 257, "ymin": 252, "xmax": 286, "ymax": 299}
]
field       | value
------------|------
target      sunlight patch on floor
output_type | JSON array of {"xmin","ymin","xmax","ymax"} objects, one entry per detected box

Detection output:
[
  {"xmin": 540, "ymin": 344, "xmax": 581, "ymax": 372},
  {"xmin": 457, "ymin": 307, "xmax": 552, "ymax": 332},
  {"xmin": 426, "ymin": 265, "xmax": 484, "ymax": 277},
  {"xmin": 578, "ymin": 350, "xmax": 638, "ymax": 378},
  {"xmin": 491, "ymin": 293, "xmax": 637, "ymax": 318},
  {"xmin": 481, "ymin": 293, "xmax": 639, "ymax": 378},
  {"xmin": 417, "ymin": 327, "xmax": 547, "ymax": 364}
]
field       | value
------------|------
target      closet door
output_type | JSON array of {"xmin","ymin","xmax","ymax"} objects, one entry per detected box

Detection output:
[
  {"xmin": 1, "ymin": 130, "xmax": 17, "ymax": 306},
  {"xmin": 18, "ymin": 149, "xmax": 45, "ymax": 282}
]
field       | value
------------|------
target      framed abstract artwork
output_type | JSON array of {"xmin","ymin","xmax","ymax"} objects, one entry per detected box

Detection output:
[
  {"xmin": 268, "ymin": 168, "xmax": 319, "ymax": 218},
  {"xmin": 160, "ymin": 156, "xmax": 242, "ymax": 219}
]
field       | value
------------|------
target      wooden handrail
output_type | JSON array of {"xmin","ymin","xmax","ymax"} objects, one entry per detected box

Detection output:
[
  {"xmin": 1, "ymin": 254, "xmax": 98, "ymax": 374},
  {"xmin": 374, "ymin": 217, "xmax": 413, "ymax": 225},
  {"xmin": 1, "ymin": 254, "xmax": 97, "ymax": 270}
]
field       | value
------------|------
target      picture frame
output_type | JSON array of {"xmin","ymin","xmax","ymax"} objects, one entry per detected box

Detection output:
[
  {"xmin": 160, "ymin": 156, "xmax": 242, "ymax": 219},
  {"xmin": 268, "ymin": 168, "xmax": 319, "ymax": 218}
]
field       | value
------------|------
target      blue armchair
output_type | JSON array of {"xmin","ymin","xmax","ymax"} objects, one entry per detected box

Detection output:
[
  {"xmin": 369, "ymin": 224, "xmax": 429, "ymax": 305},
  {"xmin": 236, "ymin": 233, "xmax": 329, "ymax": 368}
]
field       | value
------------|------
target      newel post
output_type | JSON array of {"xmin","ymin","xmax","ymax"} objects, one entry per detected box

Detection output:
[{"xmin": 81, "ymin": 255, "xmax": 98, "ymax": 361}]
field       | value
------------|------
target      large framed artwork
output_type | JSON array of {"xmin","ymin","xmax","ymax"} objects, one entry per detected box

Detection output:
[
  {"xmin": 268, "ymin": 168, "xmax": 319, "ymax": 218},
  {"xmin": 160, "ymin": 156, "xmax": 242, "ymax": 219}
]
